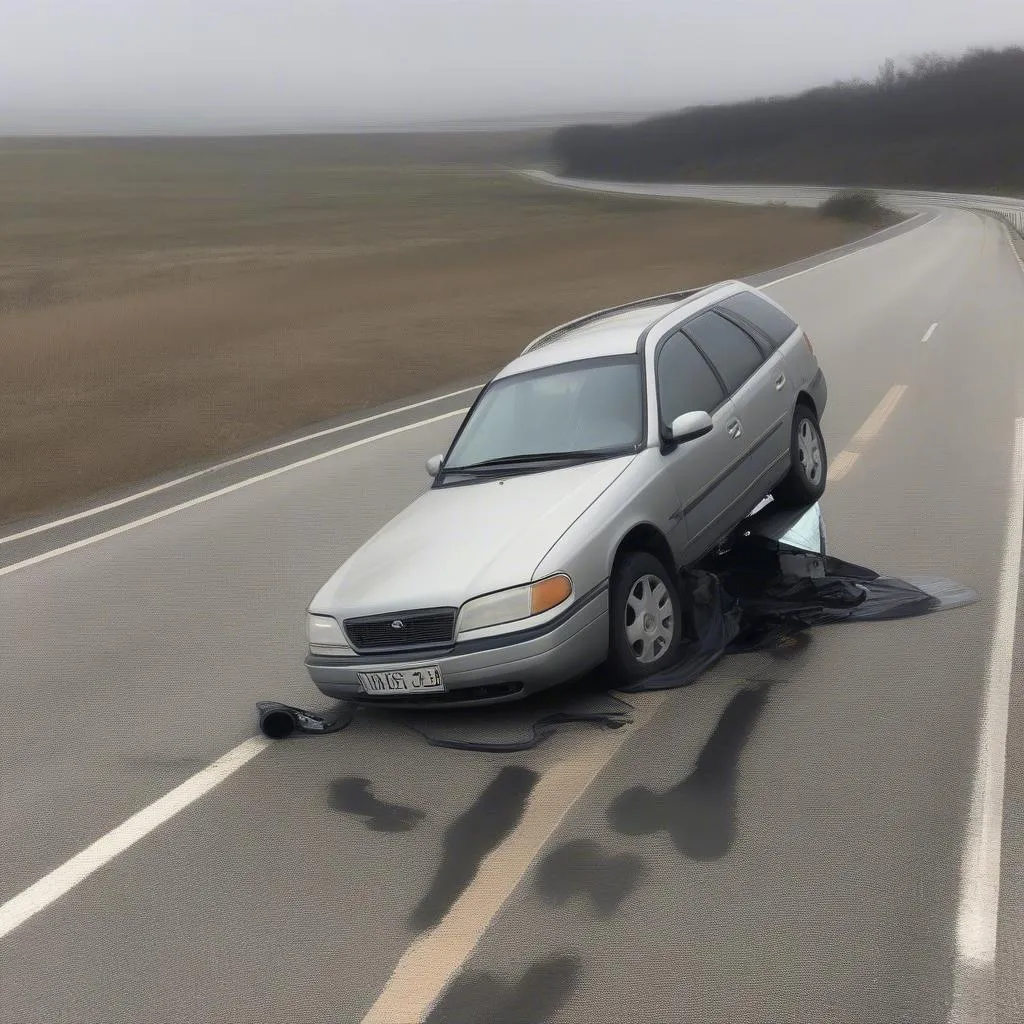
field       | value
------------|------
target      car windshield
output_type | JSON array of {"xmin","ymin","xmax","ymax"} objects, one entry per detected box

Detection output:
[{"xmin": 444, "ymin": 358, "xmax": 644, "ymax": 471}]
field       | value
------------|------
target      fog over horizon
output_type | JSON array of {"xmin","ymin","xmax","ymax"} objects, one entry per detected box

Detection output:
[{"xmin": 2, "ymin": 0, "xmax": 1023, "ymax": 134}]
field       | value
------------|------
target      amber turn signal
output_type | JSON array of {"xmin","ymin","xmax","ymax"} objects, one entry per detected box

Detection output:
[{"xmin": 529, "ymin": 574, "xmax": 573, "ymax": 615}]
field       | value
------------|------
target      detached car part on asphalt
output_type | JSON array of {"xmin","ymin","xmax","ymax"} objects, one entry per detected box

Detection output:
[{"xmin": 304, "ymin": 280, "xmax": 829, "ymax": 707}]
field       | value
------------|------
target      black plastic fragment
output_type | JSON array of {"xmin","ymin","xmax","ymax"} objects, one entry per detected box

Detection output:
[
  {"xmin": 387, "ymin": 688, "xmax": 635, "ymax": 752},
  {"xmin": 402, "ymin": 707, "xmax": 634, "ymax": 753},
  {"xmin": 256, "ymin": 700, "xmax": 354, "ymax": 739},
  {"xmin": 887, "ymin": 574, "xmax": 979, "ymax": 613},
  {"xmin": 621, "ymin": 529, "xmax": 979, "ymax": 693}
]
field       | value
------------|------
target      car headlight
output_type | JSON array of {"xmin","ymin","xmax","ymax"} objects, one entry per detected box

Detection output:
[
  {"xmin": 456, "ymin": 574, "xmax": 573, "ymax": 635},
  {"xmin": 306, "ymin": 613, "xmax": 354, "ymax": 655}
]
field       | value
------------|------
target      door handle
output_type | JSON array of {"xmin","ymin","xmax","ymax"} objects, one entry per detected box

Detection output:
[
  {"xmin": 775, "ymin": 373, "xmax": 786, "ymax": 390},
  {"xmin": 727, "ymin": 418, "xmax": 743, "ymax": 439}
]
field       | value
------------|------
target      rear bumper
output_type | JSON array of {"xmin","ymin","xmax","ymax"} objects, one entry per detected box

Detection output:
[
  {"xmin": 807, "ymin": 367, "xmax": 828, "ymax": 418},
  {"xmin": 305, "ymin": 589, "xmax": 609, "ymax": 708}
]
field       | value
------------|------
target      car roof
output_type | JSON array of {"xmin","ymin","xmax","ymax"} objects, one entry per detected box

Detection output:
[{"xmin": 495, "ymin": 279, "xmax": 762, "ymax": 379}]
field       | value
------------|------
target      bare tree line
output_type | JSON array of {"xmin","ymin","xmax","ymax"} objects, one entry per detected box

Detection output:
[{"xmin": 550, "ymin": 47, "xmax": 1024, "ymax": 192}]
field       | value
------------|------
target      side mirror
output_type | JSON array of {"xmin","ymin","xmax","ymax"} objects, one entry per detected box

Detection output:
[
  {"xmin": 425, "ymin": 454, "xmax": 444, "ymax": 478},
  {"xmin": 669, "ymin": 410, "xmax": 713, "ymax": 444}
]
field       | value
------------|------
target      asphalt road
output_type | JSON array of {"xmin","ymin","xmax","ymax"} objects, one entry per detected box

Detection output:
[{"xmin": 2, "ymin": 200, "xmax": 1024, "ymax": 1024}]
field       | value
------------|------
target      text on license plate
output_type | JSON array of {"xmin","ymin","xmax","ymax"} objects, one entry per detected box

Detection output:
[{"xmin": 358, "ymin": 665, "xmax": 445, "ymax": 695}]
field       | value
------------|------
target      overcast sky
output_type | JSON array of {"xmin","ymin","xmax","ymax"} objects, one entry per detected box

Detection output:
[{"xmin": 1, "ymin": 0, "xmax": 1023, "ymax": 133}]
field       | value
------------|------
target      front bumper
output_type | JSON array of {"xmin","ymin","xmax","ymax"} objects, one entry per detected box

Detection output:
[{"xmin": 305, "ymin": 589, "xmax": 609, "ymax": 708}]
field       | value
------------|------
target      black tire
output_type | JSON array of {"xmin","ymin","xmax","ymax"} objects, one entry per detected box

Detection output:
[
  {"xmin": 608, "ymin": 550, "xmax": 683, "ymax": 683},
  {"xmin": 773, "ymin": 403, "xmax": 828, "ymax": 508}
]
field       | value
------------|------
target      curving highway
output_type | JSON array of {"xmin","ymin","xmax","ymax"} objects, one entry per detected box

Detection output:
[
  {"xmin": 2, "ymin": 179, "xmax": 1024, "ymax": 1024},
  {"xmin": 522, "ymin": 168, "xmax": 1024, "ymax": 236}
]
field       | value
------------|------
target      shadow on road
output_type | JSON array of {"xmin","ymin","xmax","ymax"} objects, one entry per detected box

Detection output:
[
  {"xmin": 328, "ymin": 777, "xmax": 426, "ymax": 832},
  {"xmin": 533, "ymin": 838, "xmax": 648, "ymax": 918},
  {"xmin": 410, "ymin": 765, "xmax": 539, "ymax": 931},
  {"xmin": 424, "ymin": 954, "xmax": 583, "ymax": 1024},
  {"xmin": 607, "ymin": 680, "xmax": 775, "ymax": 860}
]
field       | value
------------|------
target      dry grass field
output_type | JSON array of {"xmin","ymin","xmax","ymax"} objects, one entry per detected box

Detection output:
[{"xmin": 0, "ymin": 134, "xmax": 881, "ymax": 525}]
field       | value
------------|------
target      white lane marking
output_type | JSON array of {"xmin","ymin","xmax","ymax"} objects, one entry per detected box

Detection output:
[
  {"xmin": 360, "ymin": 694, "xmax": 669, "ymax": 1024},
  {"xmin": 0, "ymin": 409, "xmax": 467, "ymax": 579},
  {"xmin": 955, "ymin": 416, "xmax": 1024, "ymax": 967},
  {"xmin": 0, "ymin": 737, "xmax": 271, "ymax": 940},
  {"xmin": 952, "ymin": 224, "xmax": 1024, "ymax": 1012},
  {"xmin": 921, "ymin": 322, "xmax": 939, "ymax": 344},
  {"xmin": 850, "ymin": 385, "xmax": 908, "ymax": 448},
  {"xmin": 0, "ymin": 386, "xmax": 481, "ymax": 546}
]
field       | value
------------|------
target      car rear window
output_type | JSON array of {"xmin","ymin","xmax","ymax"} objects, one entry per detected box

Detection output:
[
  {"xmin": 716, "ymin": 291, "xmax": 799, "ymax": 349},
  {"xmin": 682, "ymin": 311, "xmax": 765, "ymax": 395}
]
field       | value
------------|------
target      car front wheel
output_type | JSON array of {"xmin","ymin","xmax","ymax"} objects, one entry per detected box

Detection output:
[
  {"xmin": 608, "ymin": 550, "xmax": 682, "ymax": 683},
  {"xmin": 773, "ymin": 403, "xmax": 828, "ymax": 508}
]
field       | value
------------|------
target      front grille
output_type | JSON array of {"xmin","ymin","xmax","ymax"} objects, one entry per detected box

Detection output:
[{"xmin": 343, "ymin": 608, "xmax": 457, "ymax": 652}]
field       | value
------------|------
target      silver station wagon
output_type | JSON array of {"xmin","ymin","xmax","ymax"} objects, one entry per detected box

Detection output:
[{"xmin": 305, "ymin": 280, "xmax": 828, "ymax": 707}]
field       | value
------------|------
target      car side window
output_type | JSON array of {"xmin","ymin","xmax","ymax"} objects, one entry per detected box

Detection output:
[
  {"xmin": 683, "ymin": 311, "xmax": 766, "ymax": 395},
  {"xmin": 716, "ymin": 291, "xmax": 799, "ymax": 349},
  {"xmin": 656, "ymin": 330, "xmax": 727, "ymax": 422}
]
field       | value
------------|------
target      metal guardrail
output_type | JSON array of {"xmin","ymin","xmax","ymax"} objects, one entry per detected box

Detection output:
[
  {"xmin": 977, "ymin": 207, "xmax": 1024, "ymax": 239},
  {"xmin": 1001, "ymin": 209, "xmax": 1024, "ymax": 237}
]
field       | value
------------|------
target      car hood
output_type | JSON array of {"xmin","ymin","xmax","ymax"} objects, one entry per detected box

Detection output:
[{"xmin": 310, "ymin": 456, "xmax": 635, "ymax": 617}]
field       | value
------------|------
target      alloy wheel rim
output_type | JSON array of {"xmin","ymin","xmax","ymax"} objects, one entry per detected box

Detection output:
[
  {"xmin": 624, "ymin": 574, "xmax": 675, "ymax": 664},
  {"xmin": 797, "ymin": 419, "xmax": 823, "ymax": 485}
]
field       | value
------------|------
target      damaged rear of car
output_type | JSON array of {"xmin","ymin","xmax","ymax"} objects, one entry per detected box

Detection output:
[{"xmin": 304, "ymin": 280, "xmax": 830, "ymax": 707}]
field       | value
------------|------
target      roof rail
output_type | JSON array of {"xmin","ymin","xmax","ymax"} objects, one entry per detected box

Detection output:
[{"xmin": 519, "ymin": 282, "xmax": 726, "ymax": 356}]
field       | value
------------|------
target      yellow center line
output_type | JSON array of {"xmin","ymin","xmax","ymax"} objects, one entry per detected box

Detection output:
[
  {"xmin": 827, "ymin": 449, "xmax": 861, "ymax": 483},
  {"xmin": 360, "ymin": 692, "xmax": 669, "ymax": 1024},
  {"xmin": 829, "ymin": 384, "xmax": 908, "ymax": 482},
  {"xmin": 850, "ymin": 384, "xmax": 908, "ymax": 448}
]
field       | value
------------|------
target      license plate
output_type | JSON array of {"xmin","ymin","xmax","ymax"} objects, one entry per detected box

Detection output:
[{"xmin": 357, "ymin": 665, "xmax": 445, "ymax": 695}]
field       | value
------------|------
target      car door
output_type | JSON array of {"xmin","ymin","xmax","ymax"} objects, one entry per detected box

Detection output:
[
  {"xmin": 683, "ymin": 310, "xmax": 791, "ymax": 518},
  {"xmin": 651, "ymin": 328, "xmax": 745, "ymax": 565}
]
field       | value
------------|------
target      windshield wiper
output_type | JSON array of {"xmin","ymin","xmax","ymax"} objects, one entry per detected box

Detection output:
[{"xmin": 445, "ymin": 449, "xmax": 625, "ymax": 473}]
